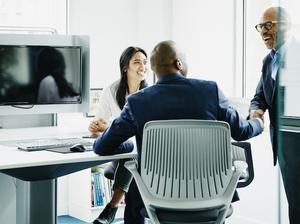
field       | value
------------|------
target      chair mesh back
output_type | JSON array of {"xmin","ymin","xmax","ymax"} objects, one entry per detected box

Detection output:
[{"xmin": 141, "ymin": 120, "xmax": 232, "ymax": 201}]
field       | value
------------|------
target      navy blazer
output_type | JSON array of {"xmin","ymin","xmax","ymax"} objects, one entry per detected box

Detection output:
[
  {"xmin": 94, "ymin": 73, "xmax": 262, "ymax": 162},
  {"xmin": 249, "ymin": 38, "xmax": 300, "ymax": 165},
  {"xmin": 250, "ymin": 51, "xmax": 277, "ymax": 164}
]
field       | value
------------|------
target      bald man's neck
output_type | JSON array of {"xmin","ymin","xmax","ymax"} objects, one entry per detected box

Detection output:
[{"xmin": 156, "ymin": 70, "xmax": 182, "ymax": 79}]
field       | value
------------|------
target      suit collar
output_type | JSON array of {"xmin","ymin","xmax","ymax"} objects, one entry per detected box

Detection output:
[
  {"xmin": 270, "ymin": 36, "xmax": 293, "ymax": 59},
  {"xmin": 156, "ymin": 72, "xmax": 185, "ymax": 84}
]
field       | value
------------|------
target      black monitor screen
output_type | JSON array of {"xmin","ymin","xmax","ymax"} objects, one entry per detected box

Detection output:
[{"xmin": 0, "ymin": 45, "xmax": 82, "ymax": 105}]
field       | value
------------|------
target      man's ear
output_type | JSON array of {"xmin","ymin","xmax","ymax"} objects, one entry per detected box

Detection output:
[{"xmin": 175, "ymin": 59, "xmax": 182, "ymax": 70}]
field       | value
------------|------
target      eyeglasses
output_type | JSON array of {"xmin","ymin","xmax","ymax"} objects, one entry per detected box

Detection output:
[{"xmin": 255, "ymin": 21, "xmax": 284, "ymax": 32}]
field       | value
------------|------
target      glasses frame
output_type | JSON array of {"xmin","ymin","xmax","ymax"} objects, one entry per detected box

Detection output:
[{"xmin": 255, "ymin": 21, "xmax": 284, "ymax": 32}]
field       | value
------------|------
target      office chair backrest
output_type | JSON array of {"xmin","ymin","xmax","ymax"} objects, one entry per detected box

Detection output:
[{"xmin": 141, "ymin": 120, "xmax": 232, "ymax": 202}]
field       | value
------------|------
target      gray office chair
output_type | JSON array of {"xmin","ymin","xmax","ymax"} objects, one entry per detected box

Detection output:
[{"xmin": 125, "ymin": 120, "xmax": 249, "ymax": 224}]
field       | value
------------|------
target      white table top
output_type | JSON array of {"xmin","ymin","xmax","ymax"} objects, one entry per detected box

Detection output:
[{"xmin": 0, "ymin": 126, "xmax": 136, "ymax": 170}]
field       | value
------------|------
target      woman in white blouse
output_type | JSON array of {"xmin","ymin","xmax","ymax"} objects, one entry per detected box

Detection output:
[{"xmin": 89, "ymin": 46, "xmax": 148, "ymax": 224}]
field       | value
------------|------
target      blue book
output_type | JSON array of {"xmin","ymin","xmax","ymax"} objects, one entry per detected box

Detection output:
[
  {"xmin": 92, "ymin": 173, "xmax": 100, "ymax": 206},
  {"xmin": 94, "ymin": 172, "xmax": 104, "ymax": 206}
]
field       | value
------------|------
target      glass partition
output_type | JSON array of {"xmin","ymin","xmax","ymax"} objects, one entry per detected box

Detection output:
[{"xmin": 277, "ymin": 1, "xmax": 300, "ymax": 223}]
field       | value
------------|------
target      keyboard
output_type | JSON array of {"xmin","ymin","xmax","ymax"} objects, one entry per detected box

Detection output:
[{"xmin": 16, "ymin": 137, "xmax": 94, "ymax": 151}]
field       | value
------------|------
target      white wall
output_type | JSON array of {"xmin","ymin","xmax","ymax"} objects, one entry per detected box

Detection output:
[
  {"xmin": 68, "ymin": 0, "xmax": 238, "ymax": 95},
  {"xmin": 172, "ymin": 0, "xmax": 236, "ymax": 96},
  {"xmin": 0, "ymin": 0, "xmax": 66, "ymax": 34},
  {"xmin": 69, "ymin": 0, "xmax": 137, "ymax": 87},
  {"xmin": 136, "ymin": 0, "xmax": 173, "ymax": 58},
  {"xmin": 68, "ymin": 0, "xmax": 173, "ymax": 87}
]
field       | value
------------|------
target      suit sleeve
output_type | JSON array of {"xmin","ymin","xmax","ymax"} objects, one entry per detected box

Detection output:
[
  {"xmin": 249, "ymin": 69, "xmax": 268, "ymax": 112},
  {"xmin": 93, "ymin": 101, "xmax": 138, "ymax": 156},
  {"xmin": 217, "ymin": 87, "xmax": 263, "ymax": 141}
]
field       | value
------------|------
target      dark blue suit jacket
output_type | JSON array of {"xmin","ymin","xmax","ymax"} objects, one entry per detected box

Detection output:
[
  {"xmin": 249, "ymin": 38, "xmax": 300, "ymax": 165},
  {"xmin": 94, "ymin": 73, "xmax": 262, "ymax": 162},
  {"xmin": 250, "ymin": 50, "xmax": 277, "ymax": 164}
]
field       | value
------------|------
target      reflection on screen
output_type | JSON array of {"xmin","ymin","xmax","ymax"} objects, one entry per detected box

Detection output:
[{"xmin": 0, "ymin": 45, "xmax": 81, "ymax": 105}]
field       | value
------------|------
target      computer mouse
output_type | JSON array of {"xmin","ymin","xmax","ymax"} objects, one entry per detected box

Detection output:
[{"xmin": 70, "ymin": 144, "xmax": 86, "ymax": 152}]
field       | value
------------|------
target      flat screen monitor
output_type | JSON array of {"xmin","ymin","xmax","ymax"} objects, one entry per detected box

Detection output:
[{"xmin": 0, "ymin": 45, "xmax": 82, "ymax": 105}]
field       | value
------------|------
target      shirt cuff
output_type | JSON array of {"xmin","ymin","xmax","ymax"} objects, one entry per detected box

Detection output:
[{"xmin": 254, "ymin": 118, "xmax": 264, "ymax": 130}]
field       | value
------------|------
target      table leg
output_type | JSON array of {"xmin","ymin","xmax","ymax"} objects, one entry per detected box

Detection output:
[{"xmin": 16, "ymin": 179, "xmax": 57, "ymax": 224}]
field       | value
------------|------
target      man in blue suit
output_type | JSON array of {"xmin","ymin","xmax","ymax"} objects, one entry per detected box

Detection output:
[
  {"xmin": 94, "ymin": 40, "xmax": 264, "ymax": 223},
  {"xmin": 249, "ymin": 7, "xmax": 300, "ymax": 223},
  {"xmin": 249, "ymin": 7, "xmax": 291, "ymax": 163}
]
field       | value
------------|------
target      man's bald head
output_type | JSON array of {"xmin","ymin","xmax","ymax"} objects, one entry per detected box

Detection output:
[
  {"xmin": 150, "ymin": 40, "xmax": 187, "ymax": 77},
  {"xmin": 262, "ymin": 7, "xmax": 291, "ymax": 24},
  {"xmin": 259, "ymin": 7, "xmax": 291, "ymax": 50}
]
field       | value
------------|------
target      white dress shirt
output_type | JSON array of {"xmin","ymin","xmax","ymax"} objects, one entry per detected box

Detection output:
[{"xmin": 95, "ymin": 80, "xmax": 122, "ymax": 122}]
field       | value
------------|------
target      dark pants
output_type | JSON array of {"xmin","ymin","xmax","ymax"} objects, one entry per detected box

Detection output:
[
  {"xmin": 124, "ymin": 179, "xmax": 145, "ymax": 224},
  {"xmin": 104, "ymin": 159, "xmax": 133, "ymax": 193},
  {"xmin": 278, "ymin": 131, "xmax": 300, "ymax": 224}
]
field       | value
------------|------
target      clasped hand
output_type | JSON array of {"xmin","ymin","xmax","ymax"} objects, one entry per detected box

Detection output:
[
  {"xmin": 250, "ymin": 109, "xmax": 265, "ymax": 129},
  {"xmin": 88, "ymin": 118, "xmax": 109, "ymax": 135}
]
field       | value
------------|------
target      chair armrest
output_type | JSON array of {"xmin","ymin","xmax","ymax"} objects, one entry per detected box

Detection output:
[
  {"xmin": 124, "ymin": 160, "xmax": 155, "ymax": 206},
  {"xmin": 232, "ymin": 142, "xmax": 254, "ymax": 188}
]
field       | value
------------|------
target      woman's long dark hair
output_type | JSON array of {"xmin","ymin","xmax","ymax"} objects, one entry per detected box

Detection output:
[
  {"xmin": 116, "ymin": 46, "xmax": 147, "ymax": 110},
  {"xmin": 37, "ymin": 47, "xmax": 78, "ymax": 98}
]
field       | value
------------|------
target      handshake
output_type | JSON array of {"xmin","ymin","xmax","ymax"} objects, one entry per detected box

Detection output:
[{"xmin": 249, "ymin": 109, "xmax": 265, "ymax": 129}]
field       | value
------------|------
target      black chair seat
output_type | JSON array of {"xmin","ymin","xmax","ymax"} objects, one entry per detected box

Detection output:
[
  {"xmin": 140, "ymin": 205, "xmax": 233, "ymax": 223},
  {"xmin": 103, "ymin": 161, "xmax": 118, "ymax": 180}
]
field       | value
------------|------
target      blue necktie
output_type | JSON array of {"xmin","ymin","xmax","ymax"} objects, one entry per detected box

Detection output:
[{"xmin": 271, "ymin": 52, "xmax": 280, "ymax": 80}]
